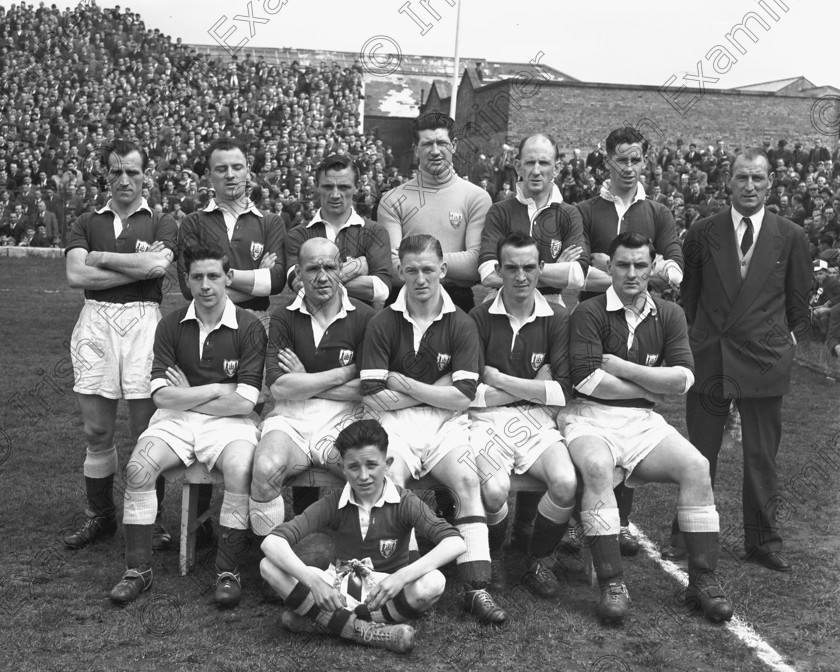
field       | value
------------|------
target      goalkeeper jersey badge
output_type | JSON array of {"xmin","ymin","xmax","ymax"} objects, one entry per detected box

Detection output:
[
  {"xmin": 436, "ymin": 353, "xmax": 451, "ymax": 371},
  {"xmin": 448, "ymin": 212, "xmax": 463, "ymax": 229},
  {"xmin": 338, "ymin": 349, "xmax": 355, "ymax": 366},
  {"xmin": 135, "ymin": 240, "xmax": 150, "ymax": 253},
  {"xmin": 250, "ymin": 241, "xmax": 264, "ymax": 261},
  {"xmin": 531, "ymin": 353, "xmax": 545, "ymax": 370},
  {"xmin": 550, "ymin": 239, "xmax": 562, "ymax": 260},
  {"xmin": 380, "ymin": 539, "xmax": 397, "ymax": 559},
  {"xmin": 223, "ymin": 359, "xmax": 239, "ymax": 377}
]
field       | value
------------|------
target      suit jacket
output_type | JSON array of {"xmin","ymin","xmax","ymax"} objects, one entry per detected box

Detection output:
[
  {"xmin": 681, "ymin": 210, "xmax": 811, "ymax": 398},
  {"xmin": 34, "ymin": 211, "xmax": 59, "ymax": 239}
]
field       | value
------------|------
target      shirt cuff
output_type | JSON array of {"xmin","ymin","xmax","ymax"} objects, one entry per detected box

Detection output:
[
  {"xmin": 471, "ymin": 383, "xmax": 488, "ymax": 408},
  {"xmin": 659, "ymin": 259, "xmax": 683, "ymax": 285},
  {"xmin": 150, "ymin": 377, "xmax": 168, "ymax": 394},
  {"xmin": 673, "ymin": 366, "xmax": 694, "ymax": 395},
  {"xmin": 286, "ymin": 264, "xmax": 297, "ymax": 279},
  {"xmin": 478, "ymin": 259, "xmax": 497, "ymax": 283},
  {"xmin": 544, "ymin": 380, "xmax": 566, "ymax": 406},
  {"xmin": 574, "ymin": 369, "xmax": 605, "ymax": 397},
  {"xmin": 566, "ymin": 262, "xmax": 585, "ymax": 291},
  {"xmin": 235, "ymin": 383, "xmax": 260, "ymax": 405},
  {"xmin": 252, "ymin": 268, "xmax": 273, "ymax": 296},
  {"xmin": 370, "ymin": 275, "xmax": 389, "ymax": 303}
]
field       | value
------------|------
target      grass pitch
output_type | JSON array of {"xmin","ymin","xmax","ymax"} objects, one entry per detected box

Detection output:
[{"xmin": 1, "ymin": 257, "xmax": 838, "ymax": 672}]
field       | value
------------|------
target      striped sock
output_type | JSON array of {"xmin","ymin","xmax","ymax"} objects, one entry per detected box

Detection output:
[
  {"xmin": 286, "ymin": 581, "xmax": 355, "ymax": 636},
  {"xmin": 355, "ymin": 588, "xmax": 426, "ymax": 623},
  {"xmin": 454, "ymin": 516, "xmax": 490, "ymax": 586}
]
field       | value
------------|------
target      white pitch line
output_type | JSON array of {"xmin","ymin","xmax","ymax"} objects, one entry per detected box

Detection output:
[{"xmin": 629, "ymin": 522, "xmax": 798, "ymax": 672}]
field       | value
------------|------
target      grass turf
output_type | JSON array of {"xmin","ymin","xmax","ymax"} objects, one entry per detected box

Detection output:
[{"xmin": 1, "ymin": 256, "xmax": 838, "ymax": 672}]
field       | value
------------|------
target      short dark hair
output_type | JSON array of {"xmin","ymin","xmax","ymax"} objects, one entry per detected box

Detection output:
[
  {"xmin": 205, "ymin": 138, "xmax": 249, "ymax": 169},
  {"xmin": 315, "ymin": 153, "xmax": 359, "ymax": 185},
  {"xmin": 608, "ymin": 231, "xmax": 655, "ymax": 260},
  {"xmin": 398, "ymin": 233, "xmax": 443, "ymax": 261},
  {"xmin": 731, "ymin": 147, "xmax": 771, "ymax": 173},
  {"xmin": 183, "ymin": 246, "xmax": 230, "ymax": 274},
  {"xmin": 517, "ymin": 133, "xmax": 560, "ymax": 161},
  {"xmin": 605, "ymin": 127, "xmax": 649, "ymax": 156},
  {"xmin": 411, "ymin": 112, "xmax": 455, "ymax": 144},
  {"xmin": 104, "ymin": 139, "xmax": 148, "ymax": 171},
  {"xmin": 335, "ymin": 419, "xmax": 389, "ymax": 457},
  {"xmin": 497, "ymin": 231, "xmax": 538, "ymax": 264}
]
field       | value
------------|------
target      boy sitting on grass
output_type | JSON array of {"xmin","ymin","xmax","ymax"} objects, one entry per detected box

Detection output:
[{"xmin": 260, "ymin": 418, "xmax": 466, "ymax": 654}]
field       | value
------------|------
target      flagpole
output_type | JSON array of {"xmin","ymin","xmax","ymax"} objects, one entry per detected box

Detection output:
[{"xmin": 449, "ymin": 0, "xmax": 462, "ymax": 120}]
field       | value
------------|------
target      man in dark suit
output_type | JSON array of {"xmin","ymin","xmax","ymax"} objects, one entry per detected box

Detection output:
[{"xmin": 670, "ymin": 148, "xmax": 812, "ymax": 572}]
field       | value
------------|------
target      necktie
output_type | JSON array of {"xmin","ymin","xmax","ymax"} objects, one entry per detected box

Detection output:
[{"xmin": 740, "ymin": 217, "xmax": 753, "ymax": 256}]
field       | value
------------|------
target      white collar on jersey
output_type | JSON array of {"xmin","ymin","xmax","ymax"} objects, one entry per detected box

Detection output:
[
  {"xmin": 287, "ymin": 284, "xmax": 356, "ymax": 315},
  {"xmin": 203, "ymin": 198, "xmax": 263, "ymax": 218},
  {"xmin": 338, "ymin": 476, "xmax": 401, "ymax": 509}
]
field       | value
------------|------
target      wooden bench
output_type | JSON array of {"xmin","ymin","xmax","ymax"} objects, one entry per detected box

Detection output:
[{"xmin": 164, "ymin": 463, "xmax": 547, "ymax": 575}]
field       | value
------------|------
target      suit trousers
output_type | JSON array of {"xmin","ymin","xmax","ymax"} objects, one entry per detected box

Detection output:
[{"xmin": 685, "ymin": 390, "xmax": 784, "ymax": 553}]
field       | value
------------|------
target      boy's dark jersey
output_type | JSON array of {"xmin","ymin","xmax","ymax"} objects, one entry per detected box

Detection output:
[{"xmin": 270, "ymin": 482, "xmax": 461, "ymax": 573}]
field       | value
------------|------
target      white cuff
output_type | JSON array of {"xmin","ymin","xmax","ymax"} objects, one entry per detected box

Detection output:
[
  {"xmin": 251, "ymin": 268, "xmax": 273, "ymax": 296},
  {"xmin": 360, "ymin": 368, "xmax": 389, "ymax": 381},
  {"xmin": 544, "ymin": 380, "xmax": 566, "ymax": 406},
  {"xmin": 370, "ymin": 275, "xmax": 389, "ymax": 303},
  {"xmin": 659, "ymin": 259, "xmax": 683, "ymax": 285},
  {"xmin": 472, "ymin": 383, "xmax": 488, "ymax": 408},
  {"xmin": 452, "ymin": 370, "xmax": 479, "ymax": 381},
  {"xmin": 673, "ymin": 365, "xmax": 694, "ymax": 395},
  {"xmin": 566, "ymin": 262, "xmax": 585, "ymax": 291},
  {"xmin": 574, "ymin": 369, "xmax": 605, "ymax": 397},
  {"xmin": 286, "ymin": 264, "xmax": 297, "ymax": 278},
  {"xmin": 235, "ymin": 384, "xmax": 260, "ymax": 405},
  {"xmin": 150, "ymin": 378, "xmax": 168, "ymax": 394},
  {"xmin": 478, "ymin": 259, "xmax": 497, "ymax": 283}
]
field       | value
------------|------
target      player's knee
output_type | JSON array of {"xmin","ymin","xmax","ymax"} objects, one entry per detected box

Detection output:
[
  {"xmin": 259, "ymin": 557, "xmax": 276, "ymax": 582},
  {"xmin": 223, "ymin": 454, "xmax": 255, "ymax": 490},
  {"xmin": 481, "ymin": 475, "xmax": 510, "ymax": 513},
  {"xmin": 684, "ymin": 453, "xmax": 712, "ymax": 488},
  {"xmin": 413, "ymin": 569, "xmax": 446, "ymax": 604},
  {"xmin": 251, "ymin": 453, "xmax": 288, "ymax": 499},
  {"xmin": 83, "ymin": 419, "xmax": 114, "ymax": 449},
  {"xmin": 448, "ymin": 465, "xmax": 482, "ymax": 497},
  {"xmin": 546, "ymin": 469, "xmax": 578, "ymax": 504},
  {"xmin": 578, "ymin": 455, "xmax": 614, "ymax": 488}
]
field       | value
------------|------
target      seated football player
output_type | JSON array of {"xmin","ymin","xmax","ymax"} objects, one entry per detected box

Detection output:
[
  {"xmin": 469, "ymin": 231, "xmax": 577, "ymax": 598},
  {"xmin": 564, "ymin": 231, "xmax": 733, "ymax": 625},
  {"xmin": 249, "ymin": 238, "xmax": 374, "ymax": 537},
  {"xmin": 108, "ymin": 247, "xmax": 266, "ymax": 608},
  {"xmin": 260, "ymin": 419, "xmax": 466, "ymax": 654},
  {"xmin": 355, "ymin": 233, "xmax": 507, "ymax": 625}
]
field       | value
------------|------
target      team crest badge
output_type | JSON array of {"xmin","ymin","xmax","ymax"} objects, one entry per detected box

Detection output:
[
  {"xmin": 448, "ymin": 212, "xmax": 463, "ymax": 229},
  {"xmin": 531, "ymin": 353, "xmax": 546, "ymax": 370},
  {"xmin": 436, "ymin": 353, "xmax": 451, "ymax": 371},
  {"xmin": 550, "ymin": 239, "xmax": 562, "ymax": 260},
  {"xmin": 223, "ymin": 359, "xmax": 239, "ymax": 377},
  {"xmin": 379, "ymin": 539, "xmax": 397, "ymax": 559},
  {"xmin": 338, "ymin": 349, "xmax": 355, "ymax": 366},
  {"xmin": 135, "ymin": 240, "xmax": 150, "ymax": 253},
  {"xmin": 250, "ymin": 241, "xmax": 264, "ymax": 261},
  {"xmin": 645, "ymin": 354, "xmax": 659, "ymax": 367}
]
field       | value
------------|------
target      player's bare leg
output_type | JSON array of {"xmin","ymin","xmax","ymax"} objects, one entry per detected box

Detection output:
[
  {"xmin": 477, "ymin": 451, "xmax": 511, "ymax": 590},
  {"xmin": 260, "ymin": 557, "xmax": 415, "ymax": 653},
  {"xmin": 127, "ymin": 398, "xmax": 170, "ymax": 551},
  {"xmin": 65, "ymin": 394, "xmax": 119, "ymax": 549},
  {"xmin": 568, "ymin": 436, "xmax": 627, "ymax": 624},
  {"xmin": 109, "ymin": 437, "xmax": 181, "ymax": 603},
  {"xmin": 630, "ymin": 434, "xmax": 733, "ymax": 622},
  {"xmin": 431, "ymin": 447, "xmax": 508, "ymax": 625},
  {"xmin": 521, "ymin": 443, "xmax": 576, "ymax": 598},
  {"xmin": 213, "ymin": 439, "xmax": 255, "ymax": 608}
]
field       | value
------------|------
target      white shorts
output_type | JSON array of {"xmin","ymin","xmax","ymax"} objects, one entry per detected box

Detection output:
[
  {"xmin": 260, "ymin": 398, "xmax": 363, "ymax": 466},
  {"xmin": 139, "ymin": 408, "xmax": 259, "ymax": 470},
  {"xmin": 470, "ymin": 403, "xmax": 563, "ymax": 475},
  {"xmin": 71, "ymin": 300, "xmax": 160, "ymax": 399},
  {"xmin": 561, "ymin": 400, "xmax": 679, "ymax": 487},
  {"xmin": 379, "ymin": 407, "xmax": 471, "ymax": 479}
]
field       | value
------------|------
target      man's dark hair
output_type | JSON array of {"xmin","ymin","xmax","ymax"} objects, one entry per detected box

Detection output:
[
  {"xmin": 183, "ymin": 245, "xmax": 230, "ymax": 274},
  {"xmin": 411, "ymin": 112, "xmax": 455, "ymax": 144},
  {"xmin": 605, "ymin": 127, "xmax": 649, "ymax": 156},
  {"xmin": 398, "ymin": 233, "xmax": 443, "ymax": 261},
  {"xmin": 103, "ymin": 139, "xmax": 148, "ymax": 171},
  {"xmin": 517, "ymin": 133, "xmax": 560, "ymax": 161},
  {"xmin": 497, "ymin": 230, "xmax": 539, "ymax": 264},
  {"xmin": 335, "ymin": 419, "xmax": 389, "ymax": 457},
  {"xmin": 205, "ymin": 137, "xmax": 249, "ymax": 169},
  {"xmin": 315, "ymin": 153, "xmax": 359, "ymax": 185},
  {"xmin": 819, "ymin": 233, "xmax": 835, "ymax": 247},
  {"xmin": 608, "ymin": 231, "xmax": 655, "ymax": 260}
]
